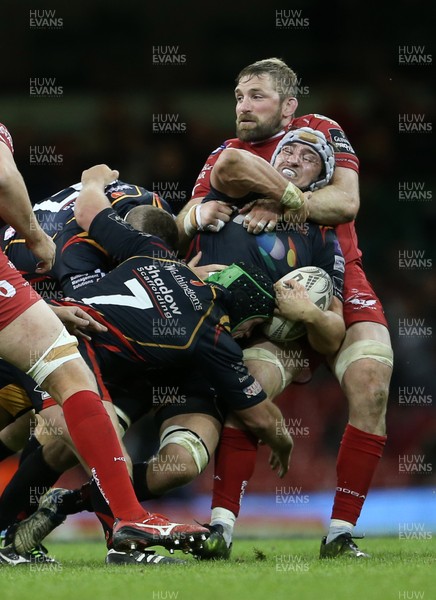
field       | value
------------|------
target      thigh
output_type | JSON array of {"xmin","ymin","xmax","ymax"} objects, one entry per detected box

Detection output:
[
  {"xmin": 159, "ymin": 412, "xmax": 221, "ymax": 458},
  {"xmin": 0, "ymin": 251, "xmax": 41, "ymax": 333},
  {"xmin": 343, "ymin": 259, "xmax": 389, "ymax": 328},
  {"xmin": 0, "ymin": 360, "xmax": 34, "ymax": 423},
  {"xmin": 340, "ymin": 321, "xmax": 392, "ymax": 352},
  {"xmin": 0, "ymin": 411, "xmax": 33, "ymax": 451},
  {"xmin": 0, "ymin": 300, "xmax": 63, "ymax": 371}
]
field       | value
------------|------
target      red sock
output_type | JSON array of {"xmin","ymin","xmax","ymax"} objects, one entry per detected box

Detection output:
[
  {"xmin": 62, "ymin": 391, "xmax": 147, "ymax": 521},
  {"xmin": 212, "ymin": 427, "xmax": 258, "ymax": 517},
  {"xmin": 332, "ymin": 423, "xmax": 386, "ymax": 524}
]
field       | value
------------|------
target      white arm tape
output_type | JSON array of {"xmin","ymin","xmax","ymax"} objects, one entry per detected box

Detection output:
[
  {"xmin": 183, "ymin": 205, "xmax": 198, "ymax": 237},
  {"xmin": 195, "ymin": 204, "xmax": 204, "ymax": 230}
]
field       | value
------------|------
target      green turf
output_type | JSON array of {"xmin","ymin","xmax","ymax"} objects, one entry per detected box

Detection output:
[{"xmin": 2, "ymin": 538, "xmax": 435, "ymax": 600}]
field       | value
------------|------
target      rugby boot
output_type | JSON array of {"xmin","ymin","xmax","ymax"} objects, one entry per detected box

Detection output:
[
  {"xmin": 112, "ymin": 513, "xmax": 209, "ymax": 553},
  {"xmin": 320, "ymin": 533, "xmax": 370, "ymax": 558},
  {"xmin": 193, "ymin": 524, "xmax": 232, "ymax": 560}
]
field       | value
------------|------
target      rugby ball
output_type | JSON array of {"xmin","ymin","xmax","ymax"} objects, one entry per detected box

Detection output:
[{"xmin": 262, "ymin": 266, "xmax": 333, "ymax": 342}]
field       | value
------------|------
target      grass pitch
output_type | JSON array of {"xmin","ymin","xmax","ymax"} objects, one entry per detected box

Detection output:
[{"xmin": 2, "ymin": 537, "xmax": 435, "ymax": 600}]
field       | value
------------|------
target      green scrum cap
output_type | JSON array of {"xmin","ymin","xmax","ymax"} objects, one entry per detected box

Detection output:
[{"xmin": 206, "ymin": 262, "xmax": 276, "ymax": 330}]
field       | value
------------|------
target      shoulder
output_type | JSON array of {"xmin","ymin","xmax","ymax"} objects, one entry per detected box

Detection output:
[{"xmin": 0, "ymin": 123, "xmax": 14, "ymax": 154}]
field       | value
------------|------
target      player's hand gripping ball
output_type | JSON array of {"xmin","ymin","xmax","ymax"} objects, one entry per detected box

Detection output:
[{"xmin": 263, "ymin": 266, "xmax": 333, "ymax": 341}]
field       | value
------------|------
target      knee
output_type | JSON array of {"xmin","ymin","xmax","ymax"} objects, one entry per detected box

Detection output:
[
  {"xmin": 342, "ymin": 359, "xmax": 391, "ymax": 431},
  {"xmin": 41, "ymin": 438, "xmax": 78, "ymax": 472},
  {"xmin": 149, "ymin": 424, "xmax": 211, "ymax": 494},
  {"xmin": 345, "ymin": 359, "xmax": 390, "ymax": 404},
  {"xmin": 150, "ymin": 444, "xmax": 199, "ymax": 489}
]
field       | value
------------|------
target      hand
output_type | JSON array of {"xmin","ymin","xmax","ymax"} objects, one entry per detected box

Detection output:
[
  {"xmin": 26, "ymin": 229, "xmax": 56, "ymax": 273},
  {"xmin": 81, "ymin": 164, "xmax": 119, "ymax": 187},
  {"xmin": 269, "ymin": 433, "xmax": 293, "ymax": 478},
  {"xmin": 187, "ymin": 251, "xmax": 227, "ymax": 280},
  {"xmin": 274, "ymin": 279, "xmax": 317, "ymax": 323},
  {"xmin": 282, "ymin": 199, "xmax": 309, "ymax": 224},
  {"xmin": 197, "ymin": 201, "xmax": 233, "ymax": 232},
  {"xmin": 50, "ymin": 305, "xmax": 108, "ymax": 341},
  {"xmin": 239, "ymin": 199, "xmax": 282, "ymax": 234}
]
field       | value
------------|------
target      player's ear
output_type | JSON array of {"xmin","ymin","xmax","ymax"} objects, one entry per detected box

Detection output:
[{"xmin": 282, "ymin": 96, "xmax": 298, "ymax": 119}]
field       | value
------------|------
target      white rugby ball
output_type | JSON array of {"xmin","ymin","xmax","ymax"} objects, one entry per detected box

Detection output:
[{"xmin": 262, "ymin": 266, "xmax": 333, "ymax": 342}]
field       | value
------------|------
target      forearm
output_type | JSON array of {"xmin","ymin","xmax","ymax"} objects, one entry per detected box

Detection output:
[
  {"xmin": 306, "ymin": 188, "xmax": 355, "ymax": 224},
  {"xmin": 305, "ymin": 167, "xmax": 360, "ymax": 225},
  {"xmin": 74, "ymin": 166, "xmax": 118, "ymax": 232},
  {"xmin": 305, "ymin": 308, "xmax": 346, "ymax": 355},
  {"xmin": 0, "ymin": 161, "xmax": 42, "ymax": 240},
  {"xmin": 74, "ymin": 183, "xmax": 111, "ymax": 232},
  {"xmin": 235, "ymin": 400, "xmax": 291, "ymax": 450},
  {"xmin": 212, "ymin": 148, "xmax": 287, "ymax": 200},
  {"xmin": 175, "ymin": 197, "xmax": 201, "ymax": 254}
]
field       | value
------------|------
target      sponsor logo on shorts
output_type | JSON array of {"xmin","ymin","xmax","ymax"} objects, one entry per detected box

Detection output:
[
  {"xmin": 346, "ymin": 292, "xmax": 377, "ymax": 310},
  {"xmin": 243, "ymin": 380, "xmax": 263, "ymax": 397},
  {"xmin": 334, "ymin": 255, "xmax": 345, "ymax": 273}
]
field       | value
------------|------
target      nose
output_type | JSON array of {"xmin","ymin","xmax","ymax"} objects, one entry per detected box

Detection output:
[
  {"xmin": 238, "ymin": 97, "xmax": 252, "ymax": 113},
  {"xmin": 283, "ymin": 151, "xmax": 301, "ymax": 165}
]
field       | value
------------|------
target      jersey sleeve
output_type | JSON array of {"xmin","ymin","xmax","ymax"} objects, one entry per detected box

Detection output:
[
  {"xmin": 0, "ymin": 124, "xmax": 14, "ymax": 154},
  {"xmin": 203, "ymin": 184, "xmax": 262, "ymax": 207},
  {"xmin": 88, "ymin": 208, "xmax": 173, "ymax": 262},
  {"xmin": 312, "ymin": 225, "xmax": 345, "ymax": 302},
  {"xmin": 191, "ymin": 142, "xmax": 231, "ymax": 200},
  {"xmin": 105, "ymin": 181, "xmax": 175, "ymax": 218},
  {"xmin": 293, "ymin": 114, "xmax": 359, "ymax": 172}
]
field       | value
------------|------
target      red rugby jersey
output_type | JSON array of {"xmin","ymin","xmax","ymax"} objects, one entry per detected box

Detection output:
[{"xmin": 191, "ymin": 114, "xmax": 361, "ymax": 263}]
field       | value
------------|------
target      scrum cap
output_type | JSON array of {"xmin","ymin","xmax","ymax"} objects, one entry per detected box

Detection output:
[
  {"xmin": 207, "ymin": 263, "xmax": 275, "ymax": 330},
  {"xmin": 270, "ymin": 127, "xmax": 335, "ymax": 191}
]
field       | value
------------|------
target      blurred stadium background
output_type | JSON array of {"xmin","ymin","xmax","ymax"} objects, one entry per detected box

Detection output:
[{"xmin": 0, "ymin": 0, "xmax": 434, "ymax": 541}]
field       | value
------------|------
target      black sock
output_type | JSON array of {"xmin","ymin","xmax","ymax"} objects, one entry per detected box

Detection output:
[
  {"xmin": 59, "ymin": 480, "xmax": 94, "ymax": 515},
  {"xmin": 89, "ymin": 480, "xmax": 115, "ymax": 548},
  {"xmin": 19, "ymin": 435, "xmax": 41, "ymax": 466},
  {"xmin": 0, "ymin": 439, "xmax": 15, "ymax": 462},
  {"xmin": 0, "ymin": 445, "xmax": 60, "ymax": 530},
  {"xmin": 132, "ymin": 461, "xmax": 160, "ymax": 501}
]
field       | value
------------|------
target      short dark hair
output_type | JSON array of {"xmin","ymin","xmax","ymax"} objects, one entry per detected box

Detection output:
[{"xmin": 125, "ymin": 205, "xmax": 179, "ymax": 250}]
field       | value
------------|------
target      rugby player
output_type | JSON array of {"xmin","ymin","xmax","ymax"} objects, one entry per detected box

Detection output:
[
  {"xmin": 176, "ymin": 57, "xmax": 393, "ymax": 559},
  {"xmin": 0, "ymin": 124, "xmax": 209, "ymax": 566}
]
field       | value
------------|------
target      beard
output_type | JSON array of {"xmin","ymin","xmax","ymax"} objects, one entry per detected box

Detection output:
[{"xmin": 236, "ymin": 109, "xmax": 283, "ymax": 142}]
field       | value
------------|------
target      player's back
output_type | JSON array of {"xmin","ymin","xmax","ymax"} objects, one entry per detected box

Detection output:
[
  {"xmin": 0, "ymin": 180, "xmax": 173, "ymax": 296},
  {"xmin": 185, "ymin": 208, "xmax": 344, "ymax": 290}
]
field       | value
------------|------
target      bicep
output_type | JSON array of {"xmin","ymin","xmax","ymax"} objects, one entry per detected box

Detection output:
[
  {"xmin": 331, "ymin": 167, "xmax": 360, "ymax": 215},
  {"xmin": 0, "ymin": 141, "xmax": 17, "ymax": 183}
]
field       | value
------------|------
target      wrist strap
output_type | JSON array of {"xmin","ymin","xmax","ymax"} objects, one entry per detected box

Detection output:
[
  {"xmin": 280, "ymin": 182, "xmax": 303, "ymax": 210},
  {"xmin": 183, "ymin": 205, "xmax": 199, "ymax": 236}
]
